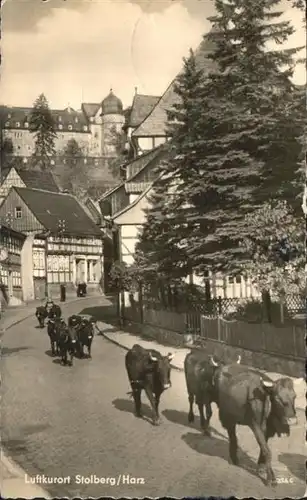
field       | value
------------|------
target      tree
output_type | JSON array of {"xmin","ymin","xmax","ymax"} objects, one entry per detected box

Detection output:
[
  {"xmin": 29, "ymin": 93, "xmax": 57, "ymax": 170},
  {"xmin": 135, "ymin": 51, "xmax": 205, "ymax": 284},
  {"xmin": 107, "ymin": 125, "xmax": 128, "ymax": 181},
  {"xmin": 0, "ymin": 137, "xmax": 14, "ymax": 171},
  {"xmin": 60, "ymin": 138, "xmax": 85, "ymax": 193},
  {"xmin": 240, "ymin": 200, "xmax": 305, "ymax": 296}
]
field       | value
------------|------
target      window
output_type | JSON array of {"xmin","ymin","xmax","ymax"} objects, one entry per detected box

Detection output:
[
  {"xmin": 23, "ymin": 158, "xmax": 28, "ymax": 163},
  {"xmin": 5, "ymin": 121, "xmax": 9, "ymax": 127},
  {"xmin": 83, "ymin": 125, "xmax": 88, "ymax": 132},
  {"xmin": 94, "ymin": 132, "xmax": 98, "ymax": 139},
  {"xmin": 235, "ymin": 275, "xmax": 241, "ymax": 284},
  {"xmin": 25, "ymin": 122, "xmax": 29, "ymax": 128},
  {"xmin": 15, "ymin": 206, "xmax": 22, "ymax": 219},
  {"xmin": 90, "ymin": 117, "xmax": 94, "ymax": 123},
  {"xmin": 16, "ymin": 122, "xmax": 20, "ymax": 127},
  {"xmin": 83, "ymin": 158, "xmax": 87, "ymax": 164},
  {"xmin": 8, "ymin": 113, "xmax": 11, "ymax": 118},
  {"xmin": 68, "ymin": 125, "xmax": 73, "ymax": 131},
  {"xmin": 59, "ymin": 124, "xmax": 63, "ymax": 130},
  {"xmin": 75, "ymin": 117, "xmax": 78, "ymax": 123},
  {"xmin": 51, "ymin": 159, "xmax": 55, "ymax": 165},
  {"xmin": 58, "ymin": 116, "xmax": 62, "ymax": 122}
]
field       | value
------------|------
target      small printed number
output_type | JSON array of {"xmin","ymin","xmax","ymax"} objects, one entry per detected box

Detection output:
[{"xmin": 276, "ymin": 477, "xmax": 294, "ymax": 484}]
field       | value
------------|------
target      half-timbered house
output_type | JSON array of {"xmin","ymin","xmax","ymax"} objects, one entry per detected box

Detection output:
[
  {"xmin": 0, "ymin": 224, "xmax": 26, "ymax": 305},
  {"xmin": 0, "ymin": 187, "xmax": 103, "ymax": 299}
]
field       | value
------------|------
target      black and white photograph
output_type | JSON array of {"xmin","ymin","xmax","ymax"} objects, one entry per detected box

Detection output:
[{"xmin": 0, "ymin": 0, "xmax": 305, "ymax": 498}]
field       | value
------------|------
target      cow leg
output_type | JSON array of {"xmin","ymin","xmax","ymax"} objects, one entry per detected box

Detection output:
[
  {"xmin": 252, "ymin": 424, "xmax": 276, "ymax": 487},
  {"xmin": 154, "ymin": 392, "xmax": 161, "ymax": 419},
  {"xmin": 197, "ymin": 401, "xmax": 211, "ymax": 436},
  {"xmin": 144, "ymin": 386, "xmax": 160, "ymax": 425},
  {"xmin": 204, "ymin": 402, "xmax": 213, "ymax": 436},
  {"xmin": 88, "ymin": 342, "xmax": 92, "ymax": 358},
  {"xmin": 227, "ymin": 423, "xmax": 239, "ymax": 466},
  {"xmin": 69, "ymin": 351, "xmax": 73, "ymax": 366},
  {"xmin": 51, "ymin": 340, "xmax": 56, "ymax": 356},
  {"xmin": 188, "ymin": 393, "xmax": 195, "ymax": 423},
  {"xmin": 132, "ymin": 388, "xmax": 142, "ymax": 417}
]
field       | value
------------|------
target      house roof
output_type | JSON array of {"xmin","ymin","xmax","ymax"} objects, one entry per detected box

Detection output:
[
  {"xmin": 128, "ymin": 94, "xmax": 161, "ymax": 128},
  {"xmin": 15, "ymin": 169, "xmax": 60, "ymax": 193},
  {"xmin": 98, "ymin": 146, "xmax": 165, "ymax": 202},
  {"xmin": 112, "ymin": 181, "xmax": 154, "ymax": 221},
  {"xmin": 132, "ymin": 29, "xmax": 217, "ymax": 138},
  {"xmin": 13, "ymin": 187, "xmax": 102, "ymax": 236},
  {"xmin": 0, "ymin": 224, "xmax": 26, "ymax": 240}
]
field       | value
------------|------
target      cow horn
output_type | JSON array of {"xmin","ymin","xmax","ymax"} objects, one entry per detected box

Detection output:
[
  {"xmin": 261, "ymin": 378, "xmax": 274, "ymax": 388},
  {"xmin": 149, "ymin": 353, "xmax": 158, "ymax": 362},
  {"xmin": 237, "ymin": 355, "xmax": 241, "ymax": 364},
  {"xmin": 210, "ymin": 356, "xmax": 219, "ymax": 367},
  {"xmin": 167, "ymin": 353, "xmax": 174, "ymax": 361}
]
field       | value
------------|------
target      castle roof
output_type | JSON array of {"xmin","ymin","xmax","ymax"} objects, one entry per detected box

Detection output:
[
  {"xmin": 101, "ymin": 90, "xmax": 123, "ymax": 116},
  {"xmin": 0, "ymin": 105, "xmax": 88, "ymax": 132}
]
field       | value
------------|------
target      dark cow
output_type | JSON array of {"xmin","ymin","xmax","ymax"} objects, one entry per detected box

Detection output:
[
  {"xmin": 184, "ymin": 349, "xmax": 241, "ymax": 435},
  {"xmin": 47, "ymin": 318, "xmax": 60, "ymax": 356},
  {"xmin": 125, "ymin": 344, "xmax": 174, "ymax": 426},
  {"xmin": 213, "ymin": 363, "xmax": 297, "ymax": 486},
  {"xmin": 35, "ymin": 306, "xmax": 48, "ymax": 328},
  {"xmin": 68, "ymin": 315, "xmax": 96, "ymax": 358},
  {"xmin": 76, "ymin": 318, "xmax": 95, "ymax": 358},
  {"xmin": 46, "ymin": 302, "xmax": 62, "ymax": 320},
  {"xmin": 57, "ymin": 319, "xmax": 78, "ymax": 366}
]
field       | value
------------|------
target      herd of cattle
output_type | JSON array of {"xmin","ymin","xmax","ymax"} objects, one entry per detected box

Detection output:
[
  {"xmin": 125, "ymin": 344, "xmax": 298, "ymax": 488},
  {"xmin": 35, "ymin": 302, "xmax": 298, "ymax": 488},
  {"xmin": 35, "ymin": 302, "xmax": 96, "ymax": 366}
]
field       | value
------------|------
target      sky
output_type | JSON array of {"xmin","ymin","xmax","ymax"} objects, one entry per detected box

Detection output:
[{"xmin": 0, "ymin": 0, "xmax": 305, "ymax": 110}]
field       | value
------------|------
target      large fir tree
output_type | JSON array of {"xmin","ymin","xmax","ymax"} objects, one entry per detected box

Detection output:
[
  {"xmin": 136, "ymin": 0, "xmax": 304, "ymax": 285},
  {"xmin": 29, "ymin": 93, "xmax": 57, "ymax": 170},
  {"xmin": 135, "ymin": 52, "xmax": 206, "ymax": 283}
]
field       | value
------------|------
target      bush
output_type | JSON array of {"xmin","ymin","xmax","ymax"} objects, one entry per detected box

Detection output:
[{"xmin": 224, "ymin": 298, "xmax": 293, "ymax": 324}]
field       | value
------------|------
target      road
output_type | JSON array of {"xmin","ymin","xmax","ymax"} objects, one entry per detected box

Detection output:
[{"xmin": 1, "ymin": 298, "xmax": 305, "ymax": 499}]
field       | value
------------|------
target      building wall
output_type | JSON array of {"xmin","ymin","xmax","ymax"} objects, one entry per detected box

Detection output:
[
  {"xmin": 0, "ymin": 226, "xmax": 25, "ymax": 304},
  {"xmin": 101, "ymin": 114, "xmax": 125, "ymax": 156},
  {"xmin": 0, "ymin": 190, "xmax": 43, "ymax": 233},
  {"xmin": 21, "ymin": 234, "xmax": 35, "ymax": 301}
]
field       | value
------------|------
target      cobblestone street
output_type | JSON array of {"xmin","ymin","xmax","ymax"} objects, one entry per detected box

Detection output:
[{"xmin": 1, "ymin": 298, "xmax": 305, "ymax": 498}]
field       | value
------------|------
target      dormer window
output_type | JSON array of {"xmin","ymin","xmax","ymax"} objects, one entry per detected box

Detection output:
[
  {"xmin": 75, "ymin": 117, "xmax": 78, "ymax": 123},
  {"xmin": 58, "ymin": 116, "xmax": 62, "ymax": 122},
  {"xmin": 68, "ymin": 125, "xmax": 73, "ymax": 131},
  {"xmin": 16, "ymin": 122, "xmax": 20, "ymax": 127},
  {"xmin": 83, "ymin": 125, "xmax": 88, "ymax": 131},
  {"xmin": 25, "ymin": 122, "xmax": 29, "ymax": 128},
  {"xmin": 59, "ymin": 124, "xmax": 63, "ymax": 130}
]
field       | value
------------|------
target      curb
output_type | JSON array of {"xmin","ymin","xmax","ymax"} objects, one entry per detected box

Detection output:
[
  {"xmin": 98, "ymin": 324, "xmax": 184, "ymax": 373},
  {"xmin": 1, "ymin": 452, "xmax": 52, "ymax": 499}
]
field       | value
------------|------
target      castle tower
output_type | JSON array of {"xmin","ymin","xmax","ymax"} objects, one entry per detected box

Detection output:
[{"xmin": 100, "ymin": 89, "xmax": 125, "ymax": 157}]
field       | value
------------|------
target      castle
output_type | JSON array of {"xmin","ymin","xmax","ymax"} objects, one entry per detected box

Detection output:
[{"xmin": 0, "ymin": 89, "xmax": 127, "ymax": 160}]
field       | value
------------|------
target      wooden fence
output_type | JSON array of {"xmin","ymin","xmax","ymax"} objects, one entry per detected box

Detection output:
[{"xmin": 123, "ymin": 301, "xmax": 305, "ymax": 360}]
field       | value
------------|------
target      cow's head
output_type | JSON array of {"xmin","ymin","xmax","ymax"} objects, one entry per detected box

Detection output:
[
  {"xmin": 261, "ymin": 377, "xmax": 297, "ymax": 437},
  {"xmin": 148, "ymin": 351, "xmax": 174, "ymax": 390}
]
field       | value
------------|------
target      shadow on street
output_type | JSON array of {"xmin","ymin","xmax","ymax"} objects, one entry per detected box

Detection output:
[
  {"xmin": 112, "ymin": 397, "xmax": 154, "ymax": 424},
  {"xmin": 278, "ymin": 453, "xmax": 306, "ymax": 482},
  {"xmin": 1, "ymin": 346, "xmax": 30, "ymax": 356},
  {"xmin": 182, "ymin": 431, "xmax": 263, "ymax": 482},
  {"xmin": 162, "ymin": 408, "xmax": 227, "ymax": 440}
]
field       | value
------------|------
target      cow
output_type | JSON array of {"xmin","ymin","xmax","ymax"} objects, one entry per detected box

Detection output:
[
  {"xmin": 76, "ymin": 317, "xmax": 95, "ymax": 358},
  {"xmin": 35, "ymin": 306, "xmax": 48, "ymax": 328},
  {"xmin": 46, "ymin": 302, "xmax": 62, "ymax": 320},
  {"xmin": 184, "ymin": 349, "xmax": 241, "ymax": 436},
  {"xmin": 57, "ymin": 319, "xmax": 78, "ymax": 366},
  {"xmin": 125, "ymin": 344, "xmax": 174, "ymax": 426},
  {"xmin": 213, "ymin": 363, "xmax": 297, "ymax": 487},
  {"xmin": 47, "ymin": 317, "xmax": 60, "ymax": 356}
]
